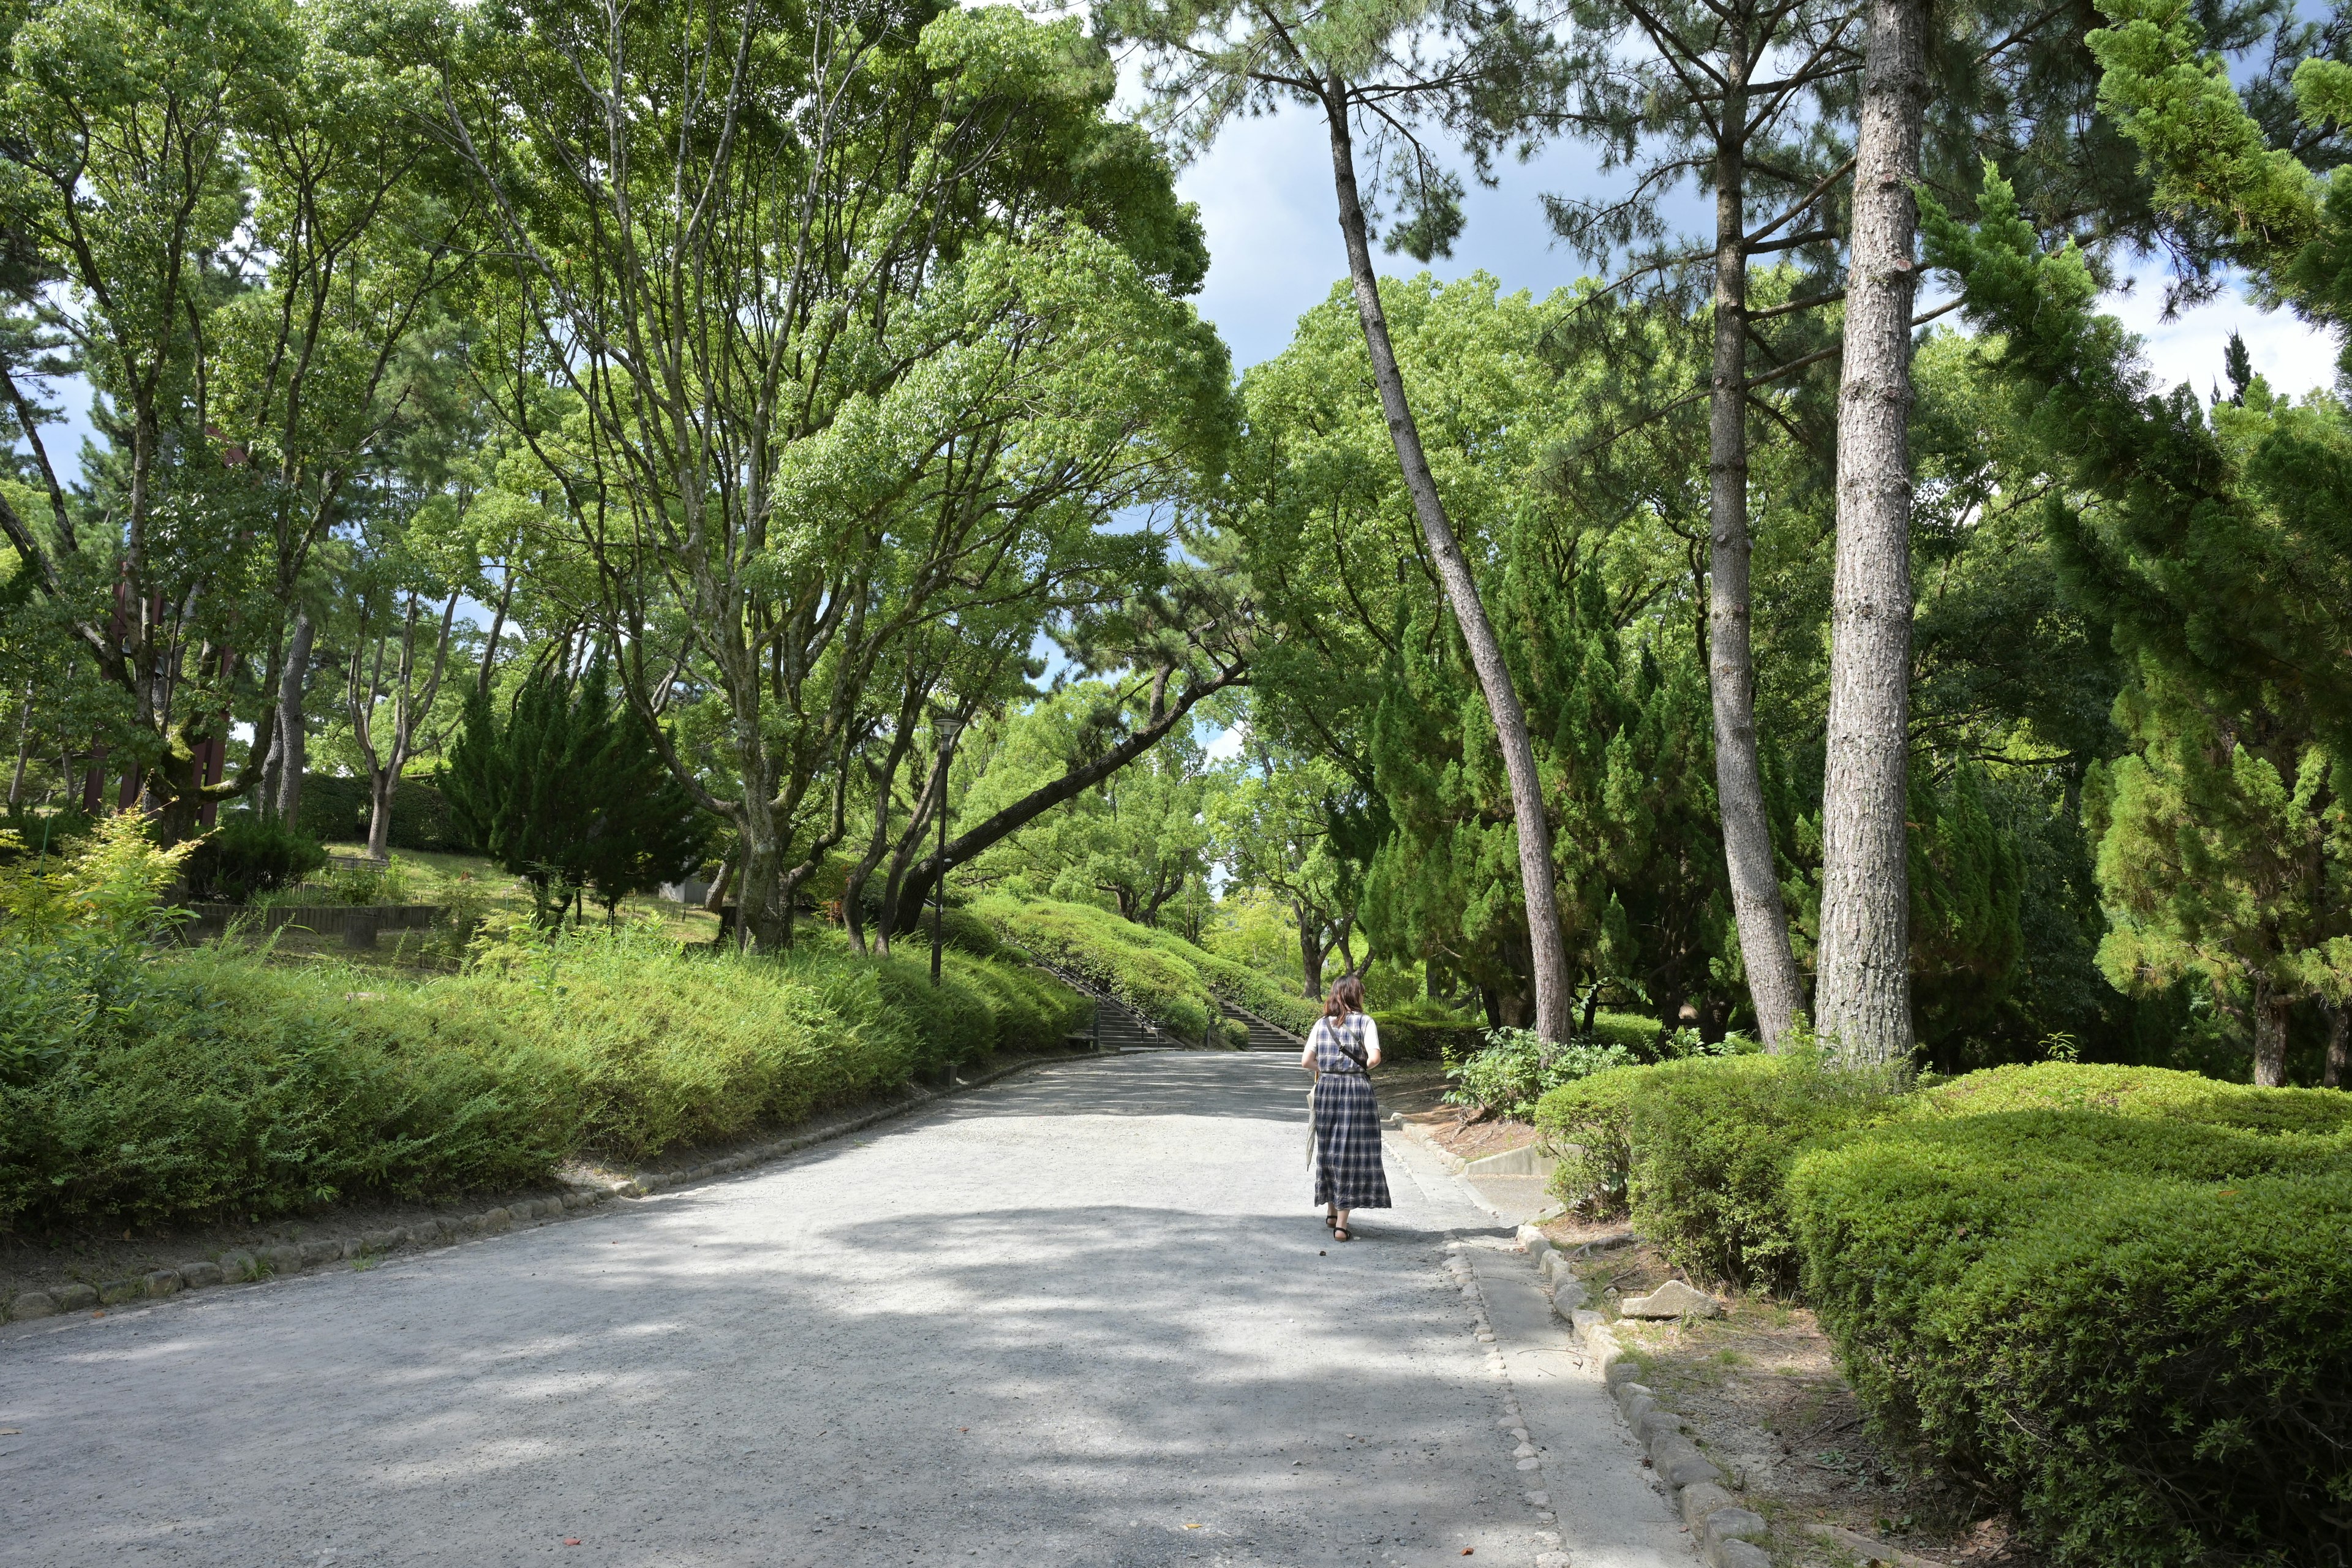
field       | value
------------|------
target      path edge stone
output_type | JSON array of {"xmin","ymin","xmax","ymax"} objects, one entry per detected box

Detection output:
[{"xmin": 1532, "ymin": 1242, "xmax": 1766, "ymax": 1568}]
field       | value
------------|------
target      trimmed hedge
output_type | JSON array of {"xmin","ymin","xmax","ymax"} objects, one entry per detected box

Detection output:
[
  {"xmin": 1532, "ymin": 1052, "xmax": 1898, "ymax": 1289},
  {"xmin": 1372, "ymin": 1012, "xmax": 1484, "ymax": 1062},
  {"xmin": 0, "ymin": 916, "xmax": 1090, "ymax": 1232},
  {"xmin": 1791, "ymin": 1078, "xmax": 2352, "ymax": 1568}
]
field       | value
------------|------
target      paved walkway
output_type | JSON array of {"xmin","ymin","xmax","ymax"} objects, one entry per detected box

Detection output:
[{"xmin": 0, "ymin": 1054, "xmax": 1693, "ymax": 1567}]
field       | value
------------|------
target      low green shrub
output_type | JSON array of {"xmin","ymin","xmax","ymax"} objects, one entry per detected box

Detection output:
[
  {"xmin": 1371, "ymin": 1011, "xmax": 1484, "ymax": 1063},
  {"xmin": 1624, "ymin": 1052, "xmax": 1901, "ymax": 1293},
  {"xmin": 1447, "ymin": 1027, "xmax": 1637, "ymax": 1120},
  {"xmin": 0, "ymin": 827, "xmax": 1090, "ymax": 1231},
  {"xmin": 1590, "ymin": 1010, "xmax": 1665, "ymax": 1054},
  {"xmin": 1918, "ymin": 1060, "xmax": 2352, "ymax": 1135},
  {"xmin": 1532, "ymin": 1063, "xmax": 1652, "ymax": 1217},
  {"xmin": 1791, "ymin": 1097, "xmax": 2352, "ymax": 1568},
  {"xmin": 183, "ymin": 812, "xmax": 327, "ymax": 903}
]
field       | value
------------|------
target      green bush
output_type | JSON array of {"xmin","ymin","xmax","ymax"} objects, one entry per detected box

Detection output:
[
  {"xmin": 182, "ymin": 812, "xmax": 326, "ymax": 903},
  {"xmin": 0, "ymin": 832, "xmax": 1091, "ymax": 1231},
  {"xmin": 1590, "ymin": 1011, "xmax": 1665, "ymax": 1054},
  {"xmin": 1791, "ymin": 1092, "xmax": 2352, "ymax": 1568},
  {"xmin": 1623, "ymin": 1052, "xmax": 1901, "ymax": 1293},
  {"xmin": 1532, "ymin": 1062, "xmax": 1651, "ymax": 1217},
  {"xmin": 1371, "ymin": 1011, "xmax": 1484, "ymax": 1063},
  {"xmin": 1917, "ymin": 1060, "xmax": 2352, "ymax": 1135},
  {"xmin": 1447, "ymin": 1027, "xmax": 1637, "ymax": 1119}
]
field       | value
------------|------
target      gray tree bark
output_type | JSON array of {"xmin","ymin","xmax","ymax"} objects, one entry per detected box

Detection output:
[
  {"xmin": 1706, "ymin": 36, "xmax": 1809, "ymax": 1048},
  {"xmin": 2250, "ymin": 976, "xmax": 2290, "ymax": 1088},
  {"xmin": 2322, "ymin": 1000, "xmax": 2346, "ymax": 1089},
  {"xmin": 1319, "ymin": 75, "xmax": 1575, "ymax": 1042},
  {"xmin": 6, "ymin": 679, "xmax": 31, "ymax": 810},
  {"xmin": 1815, "ymin": 0, "xmax": 1928, "ymax": 1066},
  {"xmin": 273, "ymin": 611, "xmax": 315, "ymax": 823}
]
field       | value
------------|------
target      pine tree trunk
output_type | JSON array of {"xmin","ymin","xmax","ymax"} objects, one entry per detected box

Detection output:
[
  {"xmin": 2321, "ymin": 1000, "xmax": 2346, "ymax": 1089},
  {"xmin": 274, "ymin": 611, "xmax": 314, "ymax": 824},
  {"xmin": 2251, "ymin": 978, "xmax": 2290, "ymax": 1088},
  {"xmin": 7, "ymin": 680, "xmax": 31, "ymax": 811},
  {"xmin": 1319, "ymin": 75, "xmax": 1574, "ymax": 1042},
  {"xmin": 1815, "ymin": 0, "xmax": 1927, "ymax": 1067},
  {"xmin": 1707, "ymin": 44, "xmax": 1808, "ymax": 1047}
]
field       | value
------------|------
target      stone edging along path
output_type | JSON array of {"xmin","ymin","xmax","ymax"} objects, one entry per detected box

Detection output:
[
  {"xmin": 0, "ymin": 1046, "xmax": 1102, "ymax": 1330},
  {"xmin": 1517, "ymin": 1231, "xmax": 1773, "ymax": 1568}
]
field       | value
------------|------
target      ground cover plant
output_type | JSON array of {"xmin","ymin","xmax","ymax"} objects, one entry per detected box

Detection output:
[
  {"xmin": 972, "ymin": 893, "xmax": 1320, "ymax": 1039},
  {"xmin": 0, "ymin": 824, "xmax": 1088, "ymax": 1234}
]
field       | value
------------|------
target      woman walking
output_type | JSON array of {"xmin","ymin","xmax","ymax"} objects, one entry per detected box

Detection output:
[{"xmin": 1303, "ymin": 974, "xmax": 1390, "ymax": 1240}]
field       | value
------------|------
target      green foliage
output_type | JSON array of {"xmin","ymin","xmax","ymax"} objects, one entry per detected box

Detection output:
[
  {"xmin": 1532, "ymin": 1064, "xmax": 1651, "ymax": 1219},
  {"xmin": 182, "ymin": 812, "xmax": 327, "ymax": 904},
  {"xmin": 1791, "ymin": 1068, "xmax": 2352, "ymax": 1567},
  {"xmin": 973, "ymin": 892, "xmax": 1323, "ymax": 1038},
  {"xmin": 1446, "ymin": 1027, "xmax": 1637, "ymax": 1120},
  {"xmin": 445, "ymin": 666, "xmax": 712, "ymax": 923},
  {"xmin": 1369, "ymin": 1011, "xmax": 1485, "ymax": 1063},
  {"xmin": 0, "ymin": 832, "xmax": 1089, "ymax": 1230},
  {"xmin": 293, "ymin": 773, "xmax": 451, "ymax": 851},
  {"xmin": 1622, "ymin": 1052, "xmax": 1905, "ymax": 1293},
  {"xmin": 972, "ymin": 892, "xmax": 1213, "ymax": 1038}
]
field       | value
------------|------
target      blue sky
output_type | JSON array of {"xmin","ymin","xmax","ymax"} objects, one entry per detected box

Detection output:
[{"xmin": 1172, "ymin": 98, "xmax": 2341, "ymax": 396}]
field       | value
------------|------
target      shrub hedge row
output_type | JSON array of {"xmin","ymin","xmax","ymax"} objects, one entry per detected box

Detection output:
[
  {"xmin": 971, "ymin": 894, "xmax": 1325, "ymax": 1041},
  {"xmin": 0, "ymin": 915, "xmax": 1090, "ymax": 1234},
  {"xmin": 1534, "ymin": 1058, "xmax": 2352, "ymax": 1566}
]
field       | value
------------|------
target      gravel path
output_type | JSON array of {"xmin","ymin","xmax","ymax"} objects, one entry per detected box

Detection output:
[{"xmin": 0, "ymin": 1053, "xmax": 1690, "ymax": 1567}]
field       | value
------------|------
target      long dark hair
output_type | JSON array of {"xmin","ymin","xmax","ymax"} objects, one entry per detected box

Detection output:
[{"xmin": 1324, "ymin": 973, "xmax": 1365, "ymax": 1021}]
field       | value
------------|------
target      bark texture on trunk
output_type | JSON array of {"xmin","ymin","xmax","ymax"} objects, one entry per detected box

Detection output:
[
  {"xmin": 7, "ymin": 680, "xmax": 30, "ymax": 810},
  {"xmin": 1319, "ymin": 77, "xmax": 1574, "ymax": 1042},
  {"xmin": 2251, "ymin": 978, "xmax": 2290, "ymax": 1088},
  {"xmin": 274, "ymin": 611, "xmax": 314, "ymax": 823},
  {"xmin": 1705, "ymin": 45, "xmax": 1809, "ymax": 1047},
  {"xmin": 2323, "ymin": 1000, "xmax": 2347, "ymax": 1089},
  {"xmin": 1815, "ymin": 0, "xmax": 1927, "ymax": 1067},
  {"xmin": 1298, "ymin": 904, "xmax": 1327, "ymax": 1002}
]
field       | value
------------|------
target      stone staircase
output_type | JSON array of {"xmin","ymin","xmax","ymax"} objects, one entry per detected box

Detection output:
[
  {"xmin": 1223, "ymin": 1001, "xmax": 1305, "ymax": 1053},
  {"xmin": 1021, "ymin": 957, "xmax": 1178, "ymax": 1050}
]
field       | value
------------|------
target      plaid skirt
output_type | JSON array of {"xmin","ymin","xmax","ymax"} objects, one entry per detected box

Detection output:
[{"xmin": 1311, "ymin": 1072, "xmax": 1392, "ymax": 1211}]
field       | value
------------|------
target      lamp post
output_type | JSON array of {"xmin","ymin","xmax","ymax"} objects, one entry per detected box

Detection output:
[{"xmin": 930, "ymin": 712, "xmax": 963, "ymax": 987}]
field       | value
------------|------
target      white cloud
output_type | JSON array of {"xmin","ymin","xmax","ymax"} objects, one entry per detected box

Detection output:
[{"xmin": 2103, "ymin": 270, "xmax": 2340, "ymax": 401}]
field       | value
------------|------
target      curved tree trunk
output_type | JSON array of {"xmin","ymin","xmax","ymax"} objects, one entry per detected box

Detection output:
[
  {"xmin": 1706, "ymin": 38, "xmax": 1809, "ymax": 1047},
  {"xmin": 1318, "ymin": 76, "xmax": 1574, "ymax": 1042},
  {"xmin": 1816, "ymin": 0, "xmax": 1927, "ymax": 1067}
]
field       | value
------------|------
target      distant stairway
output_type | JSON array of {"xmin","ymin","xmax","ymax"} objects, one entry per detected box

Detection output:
[
  {"xmin": 1020, "ymin": 957, "xmax": 1178, "ymax": 1050},
  {"xmin": 1224, "ymin": 1001, "xmax": 1305, "ymax": 1053}
]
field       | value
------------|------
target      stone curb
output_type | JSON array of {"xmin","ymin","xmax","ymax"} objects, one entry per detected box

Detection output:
[
  {"xmin": 1517, "ymin": 1228, "xmax": 1769, "ymax": 1568},
  {"xmin": 1, "ymin": 1047, "xmax": 1098, "ymax": 1330}
]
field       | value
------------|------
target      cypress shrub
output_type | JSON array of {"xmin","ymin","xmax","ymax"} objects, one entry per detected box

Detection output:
[{"xmin": 1790, "ymin": 1096, "xmax": 2352, "ymax": 1567}]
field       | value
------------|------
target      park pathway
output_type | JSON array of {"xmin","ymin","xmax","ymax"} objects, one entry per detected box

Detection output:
[{"xmin": 0, "ymin": 1054, "xmax": 1693, "ymax": 1567}]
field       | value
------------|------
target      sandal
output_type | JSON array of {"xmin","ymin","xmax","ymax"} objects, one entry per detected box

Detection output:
[
  {"xmin": 1333, "ymin": 1226, "xmax": 1353, "ymax": 1242},
  {"xmin": 1324, "ymin": 1212, "xmax": 1339, "ymax": 1229}
]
